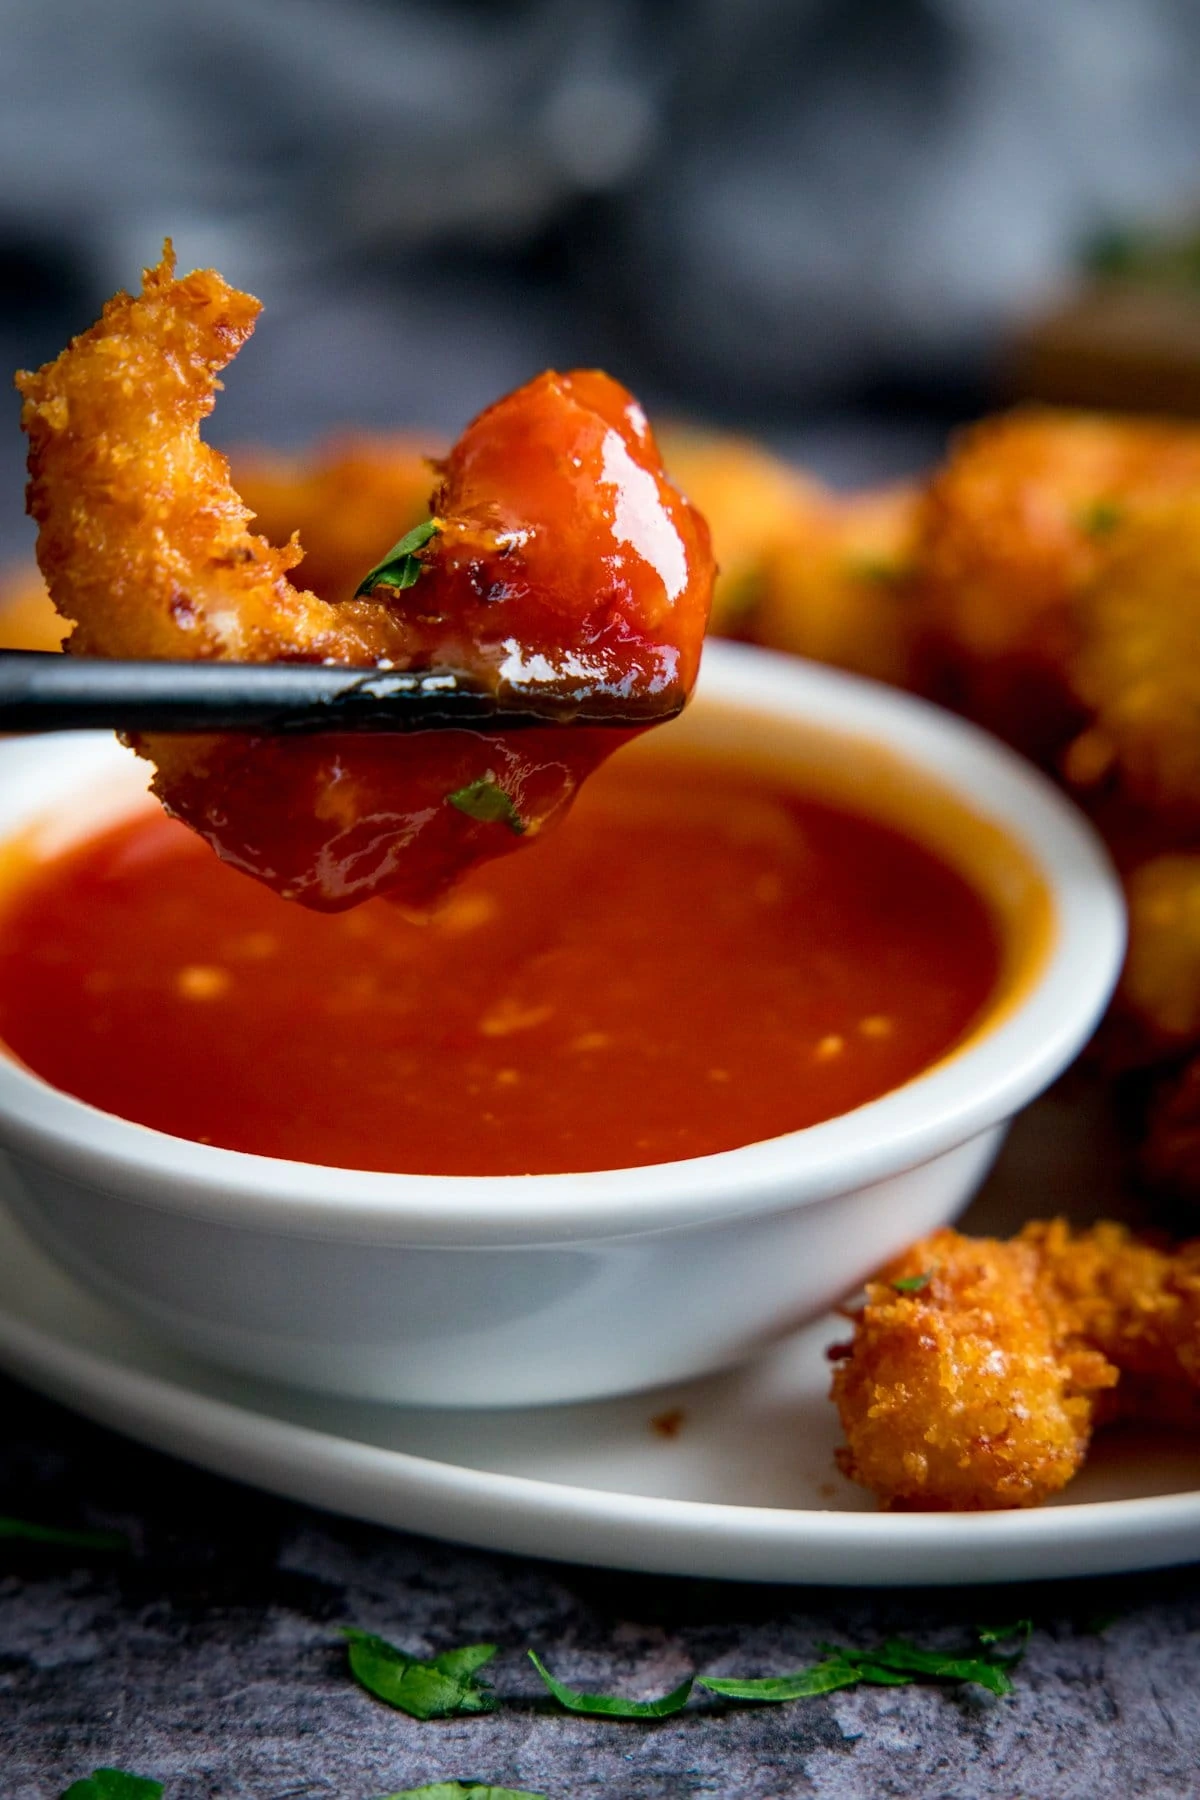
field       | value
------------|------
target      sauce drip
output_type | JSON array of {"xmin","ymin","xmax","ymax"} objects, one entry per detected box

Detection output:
[
  {"xmin": 0, "ymin": 756, "xmax": 1001, "ymax": 1176},
  {"xmin": 145, "ymin": 369, "xmax": 715, "ymax": 912}
]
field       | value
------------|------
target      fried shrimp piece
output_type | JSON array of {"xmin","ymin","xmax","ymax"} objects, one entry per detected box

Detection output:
[
  {"xmin": 234, "ymin": 435, "xmax": 440, "ymax": 607},
  {"xmin": 658, "ymin": 428, "xmax": 824, "ymax": 638},
  {"xmin": 830, "ymin": 1229, "xmax": 1117, "ymax": 1511},
  {"xmin": 17, "ymin": 248, "xmax": 714, "ymax": 910},
  {"xmin": 833, "ymin": 1220, "xmax": 1200, "ymax": 1509},
  {"xmin": 749, "ymin": 483, "xmax": 922, "ymax": 687},
  {"xmin": 660, "ymin": 428, "xmax": 922, "ymax": 683},
  {"xmin": 0, "ymin": 431, "xmax": 437, "ymax": 654},
  {"xmin": 16, "ymin": 248, "xmax": 405, "ymax": 667},
  {"xmin": 1021, "ymin": 1218, "xmax": 1200, "ymax": 1391},
  {"xmin": 914, "ymin": 407, "xmax": 1200, "ymax": 763},
  {"xmin": 1115, "ymin": 853, "xmax": 1200, "ymax": 1059},
  {"xmin": 1061, "ymin": 502, "xmax": 1200, "ymax": 825}
]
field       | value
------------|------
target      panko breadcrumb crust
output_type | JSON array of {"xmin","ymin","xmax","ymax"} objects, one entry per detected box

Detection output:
[
  {"xmin": 832, "ymin": 1221, "xmax": 1200, "ymax": 1510},
  {"xmin": 15, "ymin": 246, "xmax": 713, "ymax": 910},
  {"xmin": 830, "ymin": 1228, "xmax": 1118, "ymax": 1512}
]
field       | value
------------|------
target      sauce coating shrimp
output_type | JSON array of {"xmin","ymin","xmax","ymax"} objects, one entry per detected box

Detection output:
[{"xmin": 16, "ymin": 247, "xmax": 714, "ymax": 910}]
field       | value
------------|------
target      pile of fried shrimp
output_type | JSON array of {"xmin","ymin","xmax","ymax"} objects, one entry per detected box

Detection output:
[{"xmin": 8, "ymin": 263, "xmax": 1200, "ymax": 1509}]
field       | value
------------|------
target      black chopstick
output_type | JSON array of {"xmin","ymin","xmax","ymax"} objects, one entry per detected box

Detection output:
[{"xmin": 0, "ymin": 652, "xmax": 681, "ymax": 733}]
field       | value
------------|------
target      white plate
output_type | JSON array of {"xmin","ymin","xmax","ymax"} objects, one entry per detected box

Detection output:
[{"xmin": 2, "ymin": 1124, "xmax": 1199, "ymax": 1587}]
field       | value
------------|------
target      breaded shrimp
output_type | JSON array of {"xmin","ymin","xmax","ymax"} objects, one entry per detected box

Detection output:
[
  {"xmin": 1062, "ymin": 501, "xmax": 1200, "ymax": 826},
  {"xmin": 16, "ymin": 250, "xmax": 392, "ymax": 667},
  {"xmin": 0, "ymin": 430, "xmax": 437, "ymax": 655},
  {"xmin": 830, "ymin": 1229, "xmax": 1117, "ymax": 1511},
  {"xmin": 832, "ymin": 1220, "xmax": 1200, "ymax": 1510},
  {"xmin": 16, "ymin": 248, "xmax": 714, "ymax": 910},
  {"xmin": 661, "ymin": 428, "xmax": 922, "ymax": 684},
  {"xmin": 749, "ymin": 483, "xmax": 922, "ymax": 688},
  {"xmin": 1024, "ymin": 1218, "xmax": 1200, "ymax": 1390},
  {"xmin": 914, "ymin": 407, "xmax": 1200, "ymax": 763},
  {"xmin": 659, "ymin": 428, "xmax": 824, "ymax": 638},
  {"xmin": 1116, "ymin": 853, "xmax": 1200, "ymax": 1059}
]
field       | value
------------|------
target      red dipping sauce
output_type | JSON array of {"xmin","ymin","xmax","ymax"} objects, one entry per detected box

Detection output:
[{"xmin": 0, "ymin": 754, "xmax": 1001, "ymax": 1176}]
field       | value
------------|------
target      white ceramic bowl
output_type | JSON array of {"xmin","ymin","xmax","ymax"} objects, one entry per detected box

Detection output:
[{"xmin": 0, "ymin": 642, "xmax": 1124, "ymax": 1406}]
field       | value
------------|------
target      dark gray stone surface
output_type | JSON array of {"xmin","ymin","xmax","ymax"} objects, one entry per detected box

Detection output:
[{"xmin": 2, "ymin": 1375, "xmax": 1198, "ymax": 1800}]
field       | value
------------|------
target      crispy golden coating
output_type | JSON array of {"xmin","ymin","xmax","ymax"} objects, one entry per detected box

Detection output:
[
  {"xmin": 830, "ymin": 1229, "xmax": 1117, "ymax": 1511},
  {"xmin": 16, "ymin": 246, "xmax": 412, "ymax": 674},
  {"xmin": 658, "ymin": 428, "xmax": 824, "ymax": 638},
  {"xmin": 661, "ymin": 427, "xmax": 923, "ymax": 685},
  {"xmin": 235, "ymin": 436, "xmax": 439, "ymax": 607},
  {"xmin": 0, "ymin": 429, "xmax": 437, "ymax": 656},
  {"xmin": 914, "ymin": 407, "xmax": 1200, "ymax": 763},
  {"xmin": 1024, "ymin": 1217, "xmax": 1200, "ymax": 1389},
  {"xmin": 832, "ymin": 1221, "xmax": 1200, "ymax": 1510},
  {"xmin": 1116, "ymin": 853, "xmax": 1200, "ymax": 1058},
  {"xmin": 750, "ymin": 484, "xmax": 922, "ymax": 687},
  {"xmin": 15, "ymin": 246, "xmax": 435, "ymax": 834},
  {"xmin": 1062, "ymin": 502, "xmax": 1200, "ymax": 825}
]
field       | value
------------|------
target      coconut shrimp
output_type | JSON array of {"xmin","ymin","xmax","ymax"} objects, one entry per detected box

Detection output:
[
  {"xmin": 1061, "ymin": 500, "xmax": 1200, "ymax": 828},
  {"xmin": 749, "ymin": 482, "xmax": 922, "ymax": 689},
  {"xmin": 16, "ymin": 247, "xmax": 714, "ymax": 910},
  {"xmin": 831, "ymin": 1219, "xmax": 1200, "ymax": 1510},
  {"xmin": 829, "ymin": 1228, "xmax": 1117, "ymax": 1511},
  {"xmin": 913, "ymin": 407, "xmax": 1200, "ymax": 766},
  {"xmin": 658, "ymin": 427, "xmax": 825, "ymax": 639}
]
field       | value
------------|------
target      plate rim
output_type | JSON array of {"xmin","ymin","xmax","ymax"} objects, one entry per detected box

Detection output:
[{"xmin": 3, "ymin": 1294, "xmax": 1199, "ymax": 1588}]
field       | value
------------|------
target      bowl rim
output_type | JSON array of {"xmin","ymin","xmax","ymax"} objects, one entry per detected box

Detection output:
[{"xmin": 0, "ymin": 640, "xmax": 1126, "ymax": 1246}]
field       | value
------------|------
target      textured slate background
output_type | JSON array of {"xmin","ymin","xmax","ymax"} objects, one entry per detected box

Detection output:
[{"xmin": 2, "ymin": 1374, "xmax": 1198, "ymax": 1800}]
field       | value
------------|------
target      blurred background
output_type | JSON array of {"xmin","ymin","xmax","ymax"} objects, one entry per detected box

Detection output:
[{"xmin": 4, "ymin": 0, "xmax": 1200, "ymax": 559}]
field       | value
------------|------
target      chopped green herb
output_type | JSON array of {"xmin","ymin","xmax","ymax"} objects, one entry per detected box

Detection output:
[
  {"xmin": 376, "ymin": 1787, "xmax": 547, "ymax": 1800},
  {"xmin": 343, "ymin": 1629, "xmax": 497, "ymax": 1720},
  {"xmin": 1, "ymin": 1515, "xmax": 127, "ymax": 1551},
  {"xmin": 356, "ymin": 518, "xmax": 441, "ymax": 596},
  {"xmin": 697, "ymin": 1661, "xmax": 865, "ymax": 1701},
  {"xmin": 847, "ymin": 556, "xmax": 910, "ymax": 587},
  {"xmin": 697, "ymin": 1626, "xmax": 1030, "ymax": 1706},
  {"xmin": 1080, "ymin": 500, "xmax": 1124, "ymax": 538},
  {"xmin": 976, "ymin": 1619, "xmax": 1034, "ymax": 1661},
  {"xmin": 838, "ymin": 1659, "xmax": 917, "ymax": 1687},
  {"xmin": 847, "ymin": 1636, "xmax": 1016, "ymax": 1696},
  {"xmin": 892, "ymin": 1271, "xmax": 932, "ymax": 1294},
  {"xmin": 977, "ymin": 1619, "xmax": 1033, "ymax": 1647},
  {"xmin": 447, "ymin": 775, "xmax": 527, "ymax": 834},
  {"xmin": 528, "ymin": 1651, "xmax": 693, "ymax": 1719},
  {"xmin": 60, "ymin": 1773, "xmax": 163, "ymax": 1800}
]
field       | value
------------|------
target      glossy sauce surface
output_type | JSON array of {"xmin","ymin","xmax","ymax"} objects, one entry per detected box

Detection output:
[
  {"xmin": 0, "ymin": 756, "xmax": 1002, "ymax": 1175},
  {"xmin": 149, "ymin": 369, "xmax": 715, "ymax": 913}
]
